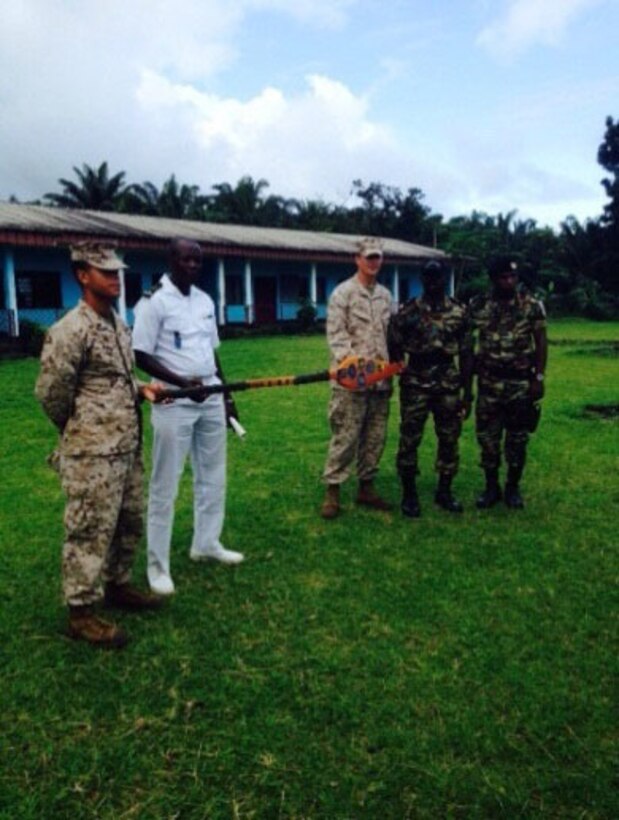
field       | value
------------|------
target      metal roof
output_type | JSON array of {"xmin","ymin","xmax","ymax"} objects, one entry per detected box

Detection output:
[{"xmin": 0, "ymin": 202, "xmax": 446, "ymax": 264}]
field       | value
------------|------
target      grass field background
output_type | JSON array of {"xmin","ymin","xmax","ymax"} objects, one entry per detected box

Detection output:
[{"xmin": 0, "ymin": 318, "xmax": 617, "ymax": 818}]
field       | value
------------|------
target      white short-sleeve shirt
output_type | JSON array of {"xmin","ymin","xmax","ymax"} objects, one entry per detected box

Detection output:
[{"xmin": 132, "ymin": 274, "xmax": 220, "ymax": 384}]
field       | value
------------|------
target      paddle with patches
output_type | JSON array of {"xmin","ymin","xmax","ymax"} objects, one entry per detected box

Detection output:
[{"xmin": 158, "ymin": 355, "xmax": 403, "ymax": 400}]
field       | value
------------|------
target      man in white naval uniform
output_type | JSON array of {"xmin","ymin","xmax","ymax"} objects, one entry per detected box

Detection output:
[{"xmin": 132, "ymin": 238, "xmax": 244, "ymax": 596}]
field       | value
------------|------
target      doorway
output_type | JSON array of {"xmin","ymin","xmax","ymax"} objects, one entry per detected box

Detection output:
[{"xmin": 254, "ymin": 276, "xmax": 277, "ymax": 324}]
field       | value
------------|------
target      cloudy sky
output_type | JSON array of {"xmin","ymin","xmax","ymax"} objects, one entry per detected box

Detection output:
[{"xmin": 1, "ymin": 0, "xmax": 617, "ymax": 228}]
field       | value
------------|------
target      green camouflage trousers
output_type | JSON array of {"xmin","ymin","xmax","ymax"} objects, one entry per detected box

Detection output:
[
  {"xmin": 396, "ymin": 388, "xmax": 462, "ymax": 477},
  {"xmin": 59, "ymin": 451, "xmax": 143, "ymax": 607},
  {"xmin": 322, "ymin": 388, "xmax": 391, "ymax": 485},
  {"xmin": 476, "ymin": 378, "xmax": 530, "ymax": 471}
]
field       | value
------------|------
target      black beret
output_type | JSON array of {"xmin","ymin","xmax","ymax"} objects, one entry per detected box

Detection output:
[{"xmin": 487, "ymin": 255, "xmax": 518, "ymax": 279}]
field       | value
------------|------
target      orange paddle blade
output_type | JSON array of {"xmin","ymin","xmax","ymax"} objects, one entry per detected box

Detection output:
[{"xmin": 334, "ymin": 356, "xmax": 403, "ymax": 390}]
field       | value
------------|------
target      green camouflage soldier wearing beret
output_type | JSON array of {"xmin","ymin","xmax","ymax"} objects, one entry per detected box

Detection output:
[
  {"xmin": 35, "ymin": 242, "xmax": 166, "ymax": 649},
  {"xmin": 468, "ymin": 256, "xmax": 548, "ymax": 509},
  {"xmin": 388, "ymin": 260, "xmax": 473, "ymax": 517}
]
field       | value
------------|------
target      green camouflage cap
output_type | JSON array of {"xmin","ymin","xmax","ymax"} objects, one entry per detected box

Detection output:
[{"xmin": 70, "ymin": 241, "xmax": 128, "ymax": 271}]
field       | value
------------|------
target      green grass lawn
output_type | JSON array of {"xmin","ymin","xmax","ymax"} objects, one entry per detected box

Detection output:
[{"xmin": 0, "ymin": 319, "xmax": 617, "ymax": 818}]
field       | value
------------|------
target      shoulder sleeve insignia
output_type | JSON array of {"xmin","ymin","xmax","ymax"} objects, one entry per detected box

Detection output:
[{"xmin": 142, "ymin": 280, "xmax": 163, "ymax": 299}]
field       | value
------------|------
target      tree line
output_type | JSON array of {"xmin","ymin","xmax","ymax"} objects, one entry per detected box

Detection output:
[{"xmin": 16, "ymin": 116, "xmax": 619, "ymax": 317}]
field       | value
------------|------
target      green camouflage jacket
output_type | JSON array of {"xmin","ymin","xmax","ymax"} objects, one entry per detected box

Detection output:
[
  {"xmin": 468, "ymin": 290, "xmax": 546, "ymax": 375},
  {"xmin": 388, "ymin": 294, "xmax": 471, "ymax": 392}
]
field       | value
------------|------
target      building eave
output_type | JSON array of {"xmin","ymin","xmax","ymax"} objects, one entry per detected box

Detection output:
[{"xmin": 0, "ymin": 203, "xmax": 448, "ymax": 265}]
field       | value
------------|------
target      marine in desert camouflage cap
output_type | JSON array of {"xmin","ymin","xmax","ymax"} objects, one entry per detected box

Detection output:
[
  {"xmin": 70, "ymin": 241, "xmax": 128, "ymax": 271},
  {"xmin": 357, "ymin": 237, "xmax": 384, "ymax": 258}
]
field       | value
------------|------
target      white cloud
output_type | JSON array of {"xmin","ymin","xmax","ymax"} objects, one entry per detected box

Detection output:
[
  {"xmin": 477, "ymin": 0, "xmax": 604, "ymax": 59},
  {"xmin": 0, "ymin": 0, "xmax": 363, "ymax": 201},
  {"xmin": 0, "ymin": 0, "xmax": 610, "ymax": 229},
  {"xmin": 133, "ymin": 70, "xmax": 398, "ymax": 198}
]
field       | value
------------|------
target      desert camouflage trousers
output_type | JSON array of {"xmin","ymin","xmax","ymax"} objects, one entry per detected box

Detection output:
[
  {"xmin": 322, "ymin": 388, "xmax": 391, "ymax": 485},
  {"xmin": 396, "ymin": 388, "xmax": 462, "ymax": 477},
  {"xmin": 59, "ymin": 451, "xmax": 143, "ymax": 607},
  {"xmin": 476, "ymin": 378, "xmax": 530, "ymax": 471}
]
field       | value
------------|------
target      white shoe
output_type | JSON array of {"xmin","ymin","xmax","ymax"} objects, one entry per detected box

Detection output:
[
  {"xmin": 190, "ymin": 545, "xmax": 244, "ymax": 565},
  {"xmin": 148, "ymin": 571, "xmax": 175, "ymax": 596}
]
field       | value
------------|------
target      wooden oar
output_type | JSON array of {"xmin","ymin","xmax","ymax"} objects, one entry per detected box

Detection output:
[{"xmin": 159, "ymin": 355, "xmax": 403, "ymax": 400}]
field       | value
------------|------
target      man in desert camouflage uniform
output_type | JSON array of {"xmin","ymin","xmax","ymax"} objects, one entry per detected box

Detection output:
[
  {"xmin": 320, "ymin": 237, "xmax": 394, "ymax": 519},
  {"xmin": 468, "ymin": 255, "xmax": 548, "ymax": 509},
  {"xmin": 35, "ymin": 242, "xmax": 165, "ymax": 649},
  {"xmin": 388, "ymin": 260, "xmax": 473, "ymax": 517}
]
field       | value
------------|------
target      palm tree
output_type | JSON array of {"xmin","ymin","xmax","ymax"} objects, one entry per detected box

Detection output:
[
  {"xmin": 119, "ymin": 181, "xmax": 161, "ymax": 215},
  {"xmin": 208, "ymin": 176, "xmax": 272, "ymax": 224},
  {"xmin": 156, "ymin": 175, "xmax": 204, "ymax": 220},
  {"xmin": 44, "ymin": 162, "xmax": 128, "ymax": 210},
  {"xmin": 118, "ymin": 176, "xmax": 206, "ymax": 220}
]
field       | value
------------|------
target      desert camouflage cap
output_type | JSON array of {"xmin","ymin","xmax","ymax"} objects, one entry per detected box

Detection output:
[
  {"xmin": 70, "ymin": 242, "xmax": 128, "ymax": 271},
  {"xmin": 357, "ymin": 237, "xmax": 384, "ymax": 258}
]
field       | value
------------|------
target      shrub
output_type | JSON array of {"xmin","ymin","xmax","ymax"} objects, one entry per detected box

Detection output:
[
  {"xmin": 18, "ymin": 319, "xmax": 46, "ymax": 357},
  {"xmin": 296, "ymin": 297, "xmax": 318, "ymax": 331}
]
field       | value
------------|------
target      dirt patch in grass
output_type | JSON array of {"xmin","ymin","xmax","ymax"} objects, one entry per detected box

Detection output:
[
  {"xmin": 582, "ymin": 403, "xmax": 619, "ymax": 419},
  {"xmin": 566, "ymin": 343, "xmax": 619, "ymax": 357}
]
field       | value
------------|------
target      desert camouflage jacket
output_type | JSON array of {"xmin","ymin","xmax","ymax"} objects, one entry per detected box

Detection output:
[
  {"xmin": 388, "ymin": 294, "xmax": 472, "ymax": 392},
  {"xmin": 35, "ymin": 300, "xmax": 141, "ymax": 456},
  {"xmin": 468, "ymin": 290, "xmax": 546, "ymax": 374},
  {"xmin": 326, "ymin": 275, "xmax": 392, "ymax": 391}
]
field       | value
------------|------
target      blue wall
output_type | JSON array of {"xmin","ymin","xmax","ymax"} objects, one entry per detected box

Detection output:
[{"xmin": 2, "ymin": 245, "xmax": 426, "ymax": 329}]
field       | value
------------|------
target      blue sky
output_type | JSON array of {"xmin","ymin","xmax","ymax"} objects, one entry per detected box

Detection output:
[{"xmin": 1, "ymin": 0, "xmax": 617, "ymax": 229}]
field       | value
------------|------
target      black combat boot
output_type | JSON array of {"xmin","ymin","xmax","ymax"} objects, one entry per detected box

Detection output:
[
  {"xmin": 476, "ymin": 469, "xmax": 502, "ymax": 509},
  {"xmin": 400, "ymin": 469, "xmax": 421, "ymax": 518},
  {"xmin": 434, "ymin": 474, "xmax": 463, "ymax": 513},
  {"xmin": 504, "ymin": 465, "xmax": 525, "ymax": 509}
]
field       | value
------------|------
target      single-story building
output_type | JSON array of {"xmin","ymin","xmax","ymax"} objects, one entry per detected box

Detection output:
[{"xmin": 0, "ymin": 203, "xmax": 451, "ymax": 335}]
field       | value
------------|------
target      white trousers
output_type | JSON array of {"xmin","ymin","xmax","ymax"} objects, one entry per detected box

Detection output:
[{"xmin": 147, "ymin": 395, "xmax": 227, "ymax": 580}]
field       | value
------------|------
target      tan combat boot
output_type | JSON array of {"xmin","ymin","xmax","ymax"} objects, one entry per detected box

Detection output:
[
  {"xmin": 320, "ymin": 484, "xmax": 341, "ymax": 519},
  {"xmin": 356, "ymin": 480, "xmax": 393, "ymax": 511},
  {"xmin": 66, "ymin": 605, "xmax": 129, "ymax": 649},
  {"xmin": 104, "ymin": 582, "xmax": 164, "ymax": 611}
]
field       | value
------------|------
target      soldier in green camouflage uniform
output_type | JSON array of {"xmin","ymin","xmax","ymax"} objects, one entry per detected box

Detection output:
[
  {"xmin": 321, "ymin": 237, "xmax": 394, "ymax": 518},
  {"xmin": 388, "ymin": 260, "xmax": 473, "ymax": 517},
  {"xmin": 35, "ymin": 242, "xmax": 165, "ymax": 649},
  {"xmin": 468, "ymin": 256, "xmax": 548, "ymax": 509}
]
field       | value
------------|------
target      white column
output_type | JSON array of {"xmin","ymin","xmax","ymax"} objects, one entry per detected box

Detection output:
[
  {"xmin": 244, "ymin": 259, "xmax": 253, "ymax": 325},
  {"xmin": 392, "ymin": 265, "xmax": 400, "ymax": 308},
  {"xmin": 217, "ymin": 258, "xmax": 226, "ymax": 325},
  {"xmin": 448, "ymin": 265, "xmax": 455, "ymax": 297},
  {"xmin": 310, "ymin": 262, "xmax": 317, "ymax": 306},
  {"xmin": 117, "ymin": 255, "xmax": 127, "ymax": 323},
  {"xmin": 3, "ymin": 247, "xmax": 19, "ymax": 336}
]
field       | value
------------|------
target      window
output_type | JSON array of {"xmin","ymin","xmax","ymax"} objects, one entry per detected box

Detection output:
[
  {"xmin": 124, "ymin": 271, "xmax": 143, "ymax": 308},
  {"xmin": 16, "ymin": 271, "xmax": 61, "ymax": 309},
  {"xmin": 316, "ymin": 276, "xmax": 327, "ymax": 304},
  {"xmin": 280, "ymin": 275, "xmax": 309, "ymax": 302},
  {"xmin": 226, "ymin": 274, "xmax": 243, "ymax": 304}
]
